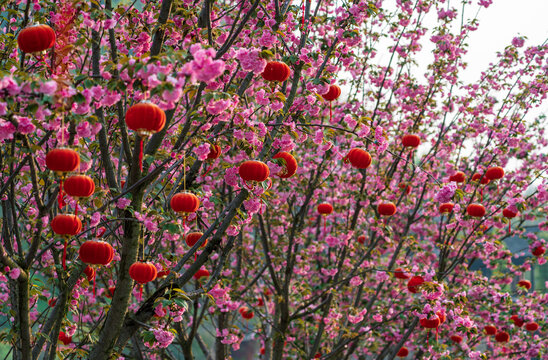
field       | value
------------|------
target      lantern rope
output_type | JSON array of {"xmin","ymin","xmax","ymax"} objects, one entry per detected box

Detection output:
[
  {"xmin": 62, "ymin": 237, "xmax": 67, "ymax": 270},
  {"xmin": 139, "ymin": 136, "xmax": 144, "ymax": 172}
]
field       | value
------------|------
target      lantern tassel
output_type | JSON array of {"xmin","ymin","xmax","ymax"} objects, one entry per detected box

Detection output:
[
  {"xmin": 480, "ymin": 187, "xmax": 483, "ymax": 202},
  {"xmin": 508, "ymin": 221, "xmax": 511, "ymax": 232},
  {"xmin": 139, "ymin": 137, "xmax": 143, "ymax": 172},
  {"xmin": 329, "ymin": 102, "xmax": 332, "ymax": 123},
  {"xmin": 301, "ymin": 0, "xmax": 305, "ymax": 28},
  {"xmin": 93, "ymin": 273, "xmax": 96, "ymax": 296},
  {"xmin": 436, "ymin": 327, "xmax": 439, "ymax": 342},
  {"xmin": 203, "ymin": 163, "xmax": 213, "ymax": 177},
  {"xmin": 139, "ymin": 285, "xmax": 143, "ymax": 300},
  {"xmin": 58, "ymin": 178, "xmax": 64, "ymax": 210},
  {"xmin": 323, "ymin": 216, "xmax": 326, "ymax": 233},
  {"xmin": 75, "ymin": 200, "xmax": 78, "ymax": 216},
  {"xmin": 426, "ymin": 330, "xmax": 429, "ymax": 347},
  {"xmin": 62, "ymin": 237, "xmax": 67, "ymax": 270}
]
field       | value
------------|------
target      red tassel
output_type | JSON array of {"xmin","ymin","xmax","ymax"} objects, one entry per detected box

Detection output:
[
  {"xmin": 436, "ymin": 327, "xmax": 439, "ymax": 342},
  {"xmin": 508, "ymin": 221, "xmax": 511, "ymax": 232},
  {"xmin": 302, "ymin": 0, "xmax": 305, "ymax": 27},
  {"xmin": 139, "ymin": 285, "xmax": 143, "ymax": 300},
  {"xmin": 329, "ymin": 102, "xmax": 332, "ymax": 123},
  {"xmin": 323, "ymin": 216, "xmax": 326, "ymax": 233},
  {"xmin": 427, "ymin": 330, "xmax": 429, "ymax": 347},
  {"xmin": 62, "ymin": 237, "xmax": 67, "ymax": 270},
  {"xmin": 203, "ymin": 163, "xmax": 213, "ymax": 177},
  {"xmin": 139, "ymin": 137, "xmax": 143, "ymax": 172},
  {"xmin": 75, "ymin": 201, "xmax": 78, "ymax": 216},
  {"xmin": 480, "ymin": 187, "xmax": 484, "ymax": 202},
  {"xmin": 93, "ymin": 274, "xmax": 96, "ymax": 296},
  {"xmin": 58, "ymin": 178, "xmax": 64, "ymax": 210}
]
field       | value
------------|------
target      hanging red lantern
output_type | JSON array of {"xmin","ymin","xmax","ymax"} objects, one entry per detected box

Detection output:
[
  {"xmin": 407, "ymin": 276, "xmax": 424, "ymax": 293},
  {"xmin": 437, "ymin": 311, "xmax": 446, "ymax": 325},
  {"xmin": 357, "ymin": 235, "xmax": 366, "ymax": 244},
  {"xmin": 401, "ymin": 134, "xmax": 421, "ymax": 148},
  {"xmin": 494, "ymin": 331, "xmax": 509, "ymax": 343},
  {"xmin": 484, "ymin": 325, "xmax": 497, "ymax": 335},
  {"xmin": 322, "ymin": 85, "xmax": 341, "ymax": 101},
  {"xmin": 64, "ymin": 175, "xmax": 95, "ymax": 199},
  {"xmin": 396, "ymin": 347, "xmax": 409, "ymax": 357},
  {"xmin": 420, "ymin": 315, "xmax": 440, "ymax": 329},
  {"xmin": 46, "ymin": 148, "xmax": 81, "ymax": 209},
  {"xmin": 394, "ymin": 268, "xmax": 410, "ymax": 280},
  {"xmin": 125, "ymin": 102, "xmax": 166, "ymax": 171},
  {"xmin": 193, "ymin": 267, "xmax": 210, "ymax": 280},
  {"xmin": 17, "ymin": 24, "xmax": 56, "ymax": 54},
  {"xmin": 466, "ymin": 204, "xmax": 485, "ymax": 218},
  {"xmin": 129, "ymin": 262, "xmax": 158, "ymax": 299},
  {"xmin": 185, "ymin": 232, "xmax": 207, "ymax": 248},
  {"xmin": 51, "ymin": 214, "xmax": 82, "ymax": 236},
  {"xmin": 471, "ymin": 173, "xmax": 490, "ymax": 185},
  {"xmin": 449, "ymin": 171, "xmax": 466, "ymax": 183},
  {"xmin": 317, "ymin": 203, "xmax": 333, "ymax": 215},
  {"xmin": 502, "ymin": 208, "xmax": 517, "ymax": 218},
  {"xmin": 58, "ymin": 331, "xmax": 72, "ymax": 346},
  {"xmin": 517, "ymin": 280, "xmax": 531, "ymax": 290},
  {"xmin": 525, "ymin": 322, "xmax": 539, "ymax": 332},
  {"xmin": 398, "ymin": 183, "xmax": 411, "ymax": 195},
  {"xmin": 84, "ymin": 266, "xmax": 96, "ymax": 282},
  {"xmin": 51, "ymin": 214, "xmax": 82, "ymax": 270},
  {"xmin": 378, "ymin": 202, "xmax": 397, "ymax": 216},
  {"xmin": 239, "ymin": 160, "xmax": 270, "ymax": 189},
  {"xmin": 439, "ymin": 203, "xmax": 454, "ymax": 214},
  {"xmin": 261, "ymin": 61, "xmax": 291, "ymax": 82},
  {"xmin": 485, "ymin": 166, "xmax": 504, "ymax": 180},
  {"xmin": 170, "ymin": 192, "xmax": 200, "ymax": 214},
  {"xmin": 344, "ymin": 148, "xmax": 372, "ymax": 169},
  {"xmin": 510, "ymin": 315, "xmax": 524, "ymax": 327},
  {"xmin": 450, "ymin": 335, "xmax": 463, "ymax": 344},
  {"xmin": 46, "ymin": 148, "xmax": 80, "ymax": 174},
  {"xmin": 239, "ymin": 306, "xmax": 254, "ymax": 320},
  {"xmin": 273, "ymin": 152, "xmax": 298, "ymax": 178},
  {"xmin": 79, "ymin": 240, "xmax": 114, "ymax": 265},
  {"xmin": 207, "ymin": 144, "xmax": 222, "ymax": 160},
  {"xmin": 322, "ymin": 85, "xmax": 341, "ymax": 122},
  {"xmin": 532, "ymin": 245, "xmax": 545, "ymax": 257}
]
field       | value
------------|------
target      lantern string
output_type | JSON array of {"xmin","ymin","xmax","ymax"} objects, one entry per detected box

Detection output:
[
  {"xmin": 58, "ymin": 177, "xmax": 64, "ymax": 210},
  {"xmin": 139, "ymin": 136, "xmax": 144, "ymax": 172},
  {"xmin": 62, "ymin": 237, "xmax": 67, "ymax": 270},
  {"xmin": 183, "ymin": 154, "xmax": 186, "ymax": 191},
  {"xmin": 329, "ymin": 102, "xmax": 332, "ymax": 123}
]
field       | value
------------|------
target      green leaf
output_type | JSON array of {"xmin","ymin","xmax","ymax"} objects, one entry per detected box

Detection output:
[{"xmin": 73, "ymin": 93, "xmax": 86, "ymax": 104}]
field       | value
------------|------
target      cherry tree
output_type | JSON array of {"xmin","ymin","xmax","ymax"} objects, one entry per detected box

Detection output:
[{"xmin": 0, "ymin": 0, "xmax": 546, "ymax": 359}]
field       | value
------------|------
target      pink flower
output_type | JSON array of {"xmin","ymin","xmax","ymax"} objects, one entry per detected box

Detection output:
[
  {"xmin": 236, "ymin": 48, "xmax": 267, "ymax": 74},
  {"xmin": 434, "ymin": 182, "xmax": 457, "ymax": 203},
  {"xmin": 16, "ymin": 116, "xmax": 35, "ymax": 134},
  {"xmin": 76, "ymin": 121, "xmax": 92, "ymax": 138},
  {"xmin": 224, "ymin": 167, "xmax": 239, "ymax": 186},
  {"xmin": 9, "ymin": 267, "xmax": 21, "ymax": 279},
  {"xmin": 206, "ymin": 98, "xmax": 232, "ymax": 115},
  {"xmin": 0, "ymin": 119, "xmax": 16, "ymax": 141},
  {"xmin": 116, "ymin": 198, "xmax": 132, "ymax": 209},
  {"xmin": 153, "ymin": 329, "xmax": 174, "ymax": 348},
  {"xmin": 195, "ymin": 143, "xmax": 212, "ymax": 161},
  {"xmin": 39, "ymin": 80, "xmax": 58, "ymax": 95},
  {"xmin": 512, "ymin": 37, "xmax": 525, "ymax": 48},
  {"xmin": 183, "ymin": 45, "xmax": 225, "ymax": 83}
]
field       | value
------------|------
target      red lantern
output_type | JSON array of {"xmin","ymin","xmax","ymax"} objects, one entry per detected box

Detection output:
[
  {"xmin": 129, "ymin": 262, "xmax": 157, "ymax": 285},
  {"xmin": 437, "ymin": 311, "xmax": 446, "ymax": 325},
  {"xmin": 84, "ymin": 266, "xmax": 96, "ymax": 282},
  {"xmin": 396, "ymin": 347, "xmax": 409, "ymax": 357},
  {"xmin": 420, "ymin": 315, "xmax": 440, "ymax": 329},
  {"xmin": 532, "ymin": 245, "xmax": 545, "ymax": 257},
  {"xmin": 344, "ymin": 148, "xmax": 372, "ymax": 169},
  {"xmin": 207, "ymin": 144, "xmax": 222, "ymax": 160},
  {"xmin": 157, "ymin": 268, "xmax": 171, "ymax": 278},
  {"xmin": 46, "ymin": 148, "xmax": 80, "ymax": 174},
  {"xmin": 466, "ymin": 204, "xmax": 485, "ymax": 218},
  {"xmin": 449, "ymin": 171, "xmax": 466, "ymax": 183},
  {"xmin": 450, "ymin": 335, "xmax": 463, "ymax": 344},
  {"xmin": 261, "ymin": 61, "xmax": 291, "ymax": 82},
  {"xmin": 495, "ymin": 331, "xmax": 509, "ymax": 343},
  {"xmin": 239, "ymin": 160, "xmax": 270, "ymax": 186},
  {"xmin": 401, "ymin": 134, "xmax": 420, "ymax": 148},
  {"xmin": 317, "ymin": 203, "xmax": 333, "ymax": 215},
  {"xmin": 52, "ymin": 214, "xmax": 82, "ymax": 270},
  {"xmin": 79, "ymin": 241, "xmax": 114, "ymax": 265},
  {"xmin": 321, "ymin": 85, "xmax": 341, "ymax": 101},
  {"xmin": 485, "ymin": 166, "xmax": 504, "ymax": 180},
  {"xmin": 407, "ymin": 276, "xmax": 424, "ymax": 293},
  {"xmin": 51, "ymin": 214, "xmax": 82, "ymax": 236},
  {"xmin": 193, "ymin": 268, "xmax": 210, "ymax": 280},
  {"xmin": 357, "ymin": 235, "xmax": 366, "ymax": 244},
  {"xmin": 17, "ymin": 24, "xmax": 56, "ymax": 54},
  {"xmin": 239, "ymin": 306, "xmax": 254, "ymax": 320},
  {"xmin": 471, "ymin": 173, "xmax": 490, "ymax": 185},
  {"xmin": 525, "ymin": 322, "xmax": 539, "ymax": 332},
  {"xmin": 399, "ymin": 183, "xmax": 411, "ymax": 195},
  {"xmin": 439, "ymin": 203, "xmax": 454, "ymax": 214},
  {"xmin": 58, "ymin": 331, "xmax": 72, "ymax": 345},
  {"xmin": 378, "ymin": 202, "xmax": 397, "ymax": 216},
  {"xmin": 394, "ymin": 268, "xmax": 410, "ymax": 280},
  {"xmin": 517, "ymin": 280, "xmax": 531, "ymax": 291},
  {"xmin": 484, "ymin": 325, "xmax": 497, "ymax": 335},
  {"xmin": 125, "ymin": 102, "xmax": 166, "ymax": 171},
  {"xmin": 273, "ymin": 152, "xmax": 298, "ymax": 178},
  {"xmin": 502, "ymin": 208, "xmax": 517, "ymax": 218},
  {"xmin": 186, "ymin": 232, "xmax": 207, "ymax": 248},
  {"xmin": 64, "ymin": 175, "xmax": 95, "ymax": 199},
  {"xmin": 170, "ymin": 192, "xmax": 200, "ymax": 214},
  {"xmin": 510, "ymin": 315, "xmax": 524, "ymax": 327}
]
